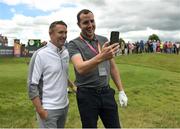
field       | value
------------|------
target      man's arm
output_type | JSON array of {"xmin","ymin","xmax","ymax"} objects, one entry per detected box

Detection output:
[
  {"xmin": 71, "ymin": 43, "xmax": 119, "ymax": 75},
  {"xmin": 110, "ymin": 58, "xmax": 128, "ymax": 107},
  {"xmin": 110, "ymin": 58, "xmax": 123, "ymax": 91},
  {"xmin": 28, "ymin": 53, "xmax": 48, "ymax": 118},
  {"xmin": 68, "ymin": 79, "xmax": 77, "ymax": 92},
  {"xmin": 31, "ymin": 96, "xmax": 48, "ymax": 120}
]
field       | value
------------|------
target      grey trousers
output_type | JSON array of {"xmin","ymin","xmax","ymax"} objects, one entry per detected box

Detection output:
[{"xmin": 36, "ymin": 105, "xmax": 68, "ymax": 128}]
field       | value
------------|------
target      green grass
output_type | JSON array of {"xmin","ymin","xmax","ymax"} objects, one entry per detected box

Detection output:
[{"xmin": 0, "ymin": 53, "xmax": 180, "ymax": 128}]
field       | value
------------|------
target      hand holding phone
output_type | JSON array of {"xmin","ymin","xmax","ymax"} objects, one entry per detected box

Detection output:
[{"xmin": 110, "ymin": 31, "xmax": 119, "ymax": 45}]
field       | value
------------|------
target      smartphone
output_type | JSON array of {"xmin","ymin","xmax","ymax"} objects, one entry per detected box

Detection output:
[{"xmin": 110, "ymin": 31, "xmax": 119, "ymax": 45}]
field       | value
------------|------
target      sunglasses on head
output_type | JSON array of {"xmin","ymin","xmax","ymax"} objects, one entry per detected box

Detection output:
[{"xmin": 81, "ymin": 19, "xmax": 95, "ymax": 25}]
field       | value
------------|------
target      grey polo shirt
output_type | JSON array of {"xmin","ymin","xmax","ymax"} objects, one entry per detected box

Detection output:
[{"xmin": 67, "ymin": 34, "xmax": 110, "ymax": 88}]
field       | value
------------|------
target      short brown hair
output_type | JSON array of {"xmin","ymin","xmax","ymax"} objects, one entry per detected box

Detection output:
[
  {"xmin": 49, "ymin": 21, "xmax": 67, "ymax": 34},
  {"xmin": 77, "ymin": 9, "xmax": 93, "ymax": 24}
]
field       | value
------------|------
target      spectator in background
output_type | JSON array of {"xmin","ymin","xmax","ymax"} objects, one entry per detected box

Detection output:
[
  {"xmin": 135, "ymin": 41, "xmax": 140, "ymax": 54},
  {"xmin": 144, "ymin": 41, "xmax": 149, "ymax": 53},
  {"xmin": 152, "ymin": 40, "xmax": 157, "ymax": 53},
  {"xmin": 160, "ymin": 41, "xmax": 163, "ymax": 53},
  {"xmin": 139, "ymin": 40, "xmax": 144, "ymax": 53},
  {"xmin": 156, "ymin": 40, "xmax": 160, "ymax": 52},
  {"xmin": 164, "ymin": 41, "xmax": 168, "ymax": 53},
  {"xmin": 169, "ymin": 41, "xmax": 173, "ymax": 54},
  {"xmin": 175, "ymin": 43, "xmax": 180, "ymax": 55},
  {"xmin": 120, "ymin": 41, "xmax": 125, "ymax": 55},
  {"xmin": 125, "ymin": 43, "xmax": 128, "ymax": 55}
]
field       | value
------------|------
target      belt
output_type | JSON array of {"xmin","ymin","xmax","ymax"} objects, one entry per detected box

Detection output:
[{"xmin": 78, "ymin": 86, "xmax": 110, "ymax": 94}]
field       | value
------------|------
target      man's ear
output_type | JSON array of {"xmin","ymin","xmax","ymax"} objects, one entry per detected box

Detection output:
[
  {"xmin": 77, "ymin": 22, "xmax": 80, "ymax": 28},
  {"xmin": 49, "ymin": 30, "xmax": 52, "ymax": 35}
]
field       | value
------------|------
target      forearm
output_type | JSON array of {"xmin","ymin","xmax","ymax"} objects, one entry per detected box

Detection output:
[
  {"xmin": 32, "ymin": 96, "xmax": 48, "ymax": 119},
  {"xmin": 31, "ymin": 96, "xmax": 44, "ymax": 112},
  {"xmin": 71, "ymin": 43, "xmax": 120, "ymax": 75},
  {"xmin": 72, "ymin": 53, "xmax": 104, "ymax": 75},
  {"xmin": 68, "ymin": 79, "xmax": 72, "ymax": 86},
  {"xmin": 110, "ymin": 59, "xmax": 124, "ymax": 91},
  {"xmin": 68, "ymin": 79, "xmax": 77, "ymax": 92}
]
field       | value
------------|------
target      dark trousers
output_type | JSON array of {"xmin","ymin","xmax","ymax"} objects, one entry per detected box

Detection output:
[{"xmin": 76, "ymin": 86, "xmax": 121, "ymax": 128}]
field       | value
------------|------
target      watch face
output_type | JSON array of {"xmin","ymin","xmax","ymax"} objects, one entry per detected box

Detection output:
[{"xmin": 29, "ymin": 40, "xmax": 34, "ymax": 46}]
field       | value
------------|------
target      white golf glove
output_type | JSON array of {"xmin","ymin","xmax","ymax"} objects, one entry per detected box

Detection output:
[{"xmin": 119, "ymin": 90, "xmax": 128, "ymax": 107}]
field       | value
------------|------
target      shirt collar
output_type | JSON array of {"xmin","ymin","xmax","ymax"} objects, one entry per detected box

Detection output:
[
  {"xmin": 47, "ymin": 42, "xmax": 65, "ymax": 53},
  {"xmin": 80, "ymin": 32, "xmax": 97, "ymax": 42}
]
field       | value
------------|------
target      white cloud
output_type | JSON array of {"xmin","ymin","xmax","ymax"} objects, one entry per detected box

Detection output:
[
  {"xmin": 0, "ymin": 0, "xmax": 81, "ymax": 11},
  {"xmin": 0, "ymin": 0, "xmax": 24, "ymax": 5},
  {"xmin": 10, "ymin": 8, "xmax": 16, "ymax": 13},
  {"xmin": 0, "ymin": 0, "xmax": 180, "ymax": 46}
]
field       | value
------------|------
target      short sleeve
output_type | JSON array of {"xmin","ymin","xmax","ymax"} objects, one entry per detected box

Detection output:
[{"xmin": 67, "ymin": 41, "xmax": 80, "ymax": 59}]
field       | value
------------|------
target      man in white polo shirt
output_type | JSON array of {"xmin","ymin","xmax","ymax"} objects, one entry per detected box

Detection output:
[{"xmin": 28, "ymin": 21, "xmax": 72, "ymax": 128}]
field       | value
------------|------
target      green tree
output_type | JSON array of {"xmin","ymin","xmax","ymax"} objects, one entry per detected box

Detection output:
[{"xmin": 148, "ymin": 34, "xmax": 160, "ymax": 41}]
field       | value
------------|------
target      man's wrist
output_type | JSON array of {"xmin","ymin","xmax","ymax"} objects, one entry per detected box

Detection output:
[
  {"xmin": 36, "ymin": 107, "xmax": 44, "ymax": 113},
  {"xmin": 95, "ymin": 53, "xmax": 104, "ymax": 63},
  {"xmin": 119, "ymin": 90, "xmax": 125, "ymax": 94}
]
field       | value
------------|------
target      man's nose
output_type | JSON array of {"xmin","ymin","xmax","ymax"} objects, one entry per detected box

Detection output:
[
  {"xmin": 87, "ymin": 21, "xmax": 93, "ymax": 27},
  {"xmin": 62, "ymin": 33, "xmax": 67, "ymax": 38}
]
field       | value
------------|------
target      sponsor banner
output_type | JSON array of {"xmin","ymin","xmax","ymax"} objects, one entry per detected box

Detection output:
[
  {"xmin": 0, "ymin": 46, "xmax": 14, "ymax": 56},
  {"xmin": 14, "ymin": 43, "xmax": 21, "ymax": 57}
]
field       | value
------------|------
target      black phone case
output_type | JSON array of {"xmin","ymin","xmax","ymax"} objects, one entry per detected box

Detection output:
[{"xmin": 110, "ymin": 31, "xmax": 119, "ymax": 45}]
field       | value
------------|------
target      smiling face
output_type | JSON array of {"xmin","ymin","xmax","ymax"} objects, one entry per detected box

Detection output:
[
  {"xmin": 49, "ymin": 24, "xmax": 67, "ymax": 48},
  {"xmin": 78, "ymin": 12, "xmax": 96, "ymax": 40}
]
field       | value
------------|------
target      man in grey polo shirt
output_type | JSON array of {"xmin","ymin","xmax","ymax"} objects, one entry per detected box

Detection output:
[
  {"xmin": 67, "ymin": 9, "xmax": 128, "ymax": 128},
  {"xmin": 28, "ymin": 21, "xmax": 73, "ymax": 128}
]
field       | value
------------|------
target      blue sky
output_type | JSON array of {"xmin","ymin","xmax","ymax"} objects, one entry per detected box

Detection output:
[
  {"xmin": 0, "ymin": 0, "xmax": 180, "ymax": 45},
  {"xmin": 0, "ymin": 2, "xmax": 49, "ymax": 19}
]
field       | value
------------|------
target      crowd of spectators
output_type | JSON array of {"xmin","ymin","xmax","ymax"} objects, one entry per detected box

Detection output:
[{"xmin": 119, "ymin": 40, "xmax": 180, "ymax": 55}]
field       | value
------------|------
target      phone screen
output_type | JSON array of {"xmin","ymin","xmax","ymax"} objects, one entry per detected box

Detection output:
[{"xmin": 110, "ymin": 31, "xmax": 119, "ymax": 45}]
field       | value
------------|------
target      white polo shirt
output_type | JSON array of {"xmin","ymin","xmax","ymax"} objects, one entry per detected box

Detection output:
[{"xmin": 28, "ymin": 42, "xmax": 69, "ymax": 109}]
